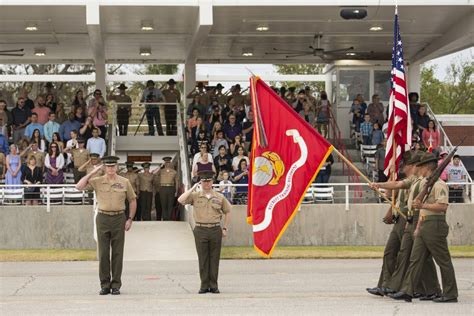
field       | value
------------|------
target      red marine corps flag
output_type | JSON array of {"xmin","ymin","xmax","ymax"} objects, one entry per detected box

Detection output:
[{"xmin": 247, "ymin": 77, "xmax": 333, "ymax": 257}]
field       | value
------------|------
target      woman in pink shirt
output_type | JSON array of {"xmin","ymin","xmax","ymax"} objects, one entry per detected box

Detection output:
[
  {"xmin": 88, "ymin": 96, "xmax": 108, "ymax": 139},
  {"xmin": 422, "ymin": 119, "xmax": 441, "ymax": 154}
]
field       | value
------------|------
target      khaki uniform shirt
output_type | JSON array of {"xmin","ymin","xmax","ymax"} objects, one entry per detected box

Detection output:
[
  {"xmin": 156, "ymin": 167, "xmax": 178, "ymax": 186},
  {"xmin": 113, "ymin": 94, "xmax": 132, "ymax": 111},
  {"xmin": 231, "ymin": 93, "xmax": 245, "ymax": 107},
  {"xmin": 138, "ymin": 172, "xmax": 154, "ymax": 192},
  {"xmin": 396, "ymin": 175, "xmax": 417, "ymax": 214},
  {"xmin": 216, "ymin": 93, "xmax": 227, "ymax": 106},
  {"xmin": 420, "ymin": 179, "xmax": 449, "ymax": 217},
  {"xmin": 162, "ymin": 88, "xmax": 181, "ymax": 103},
  {"xmin": 121, "ymin": 171, "xmax": 139, "ymax": 194},
  {"xmin": 71, "ymin": 148, "xmax": 90, "ymax": 169},
  {"xmin": 89, "ymin": 175, "xmax": 136, "ymax": 212},
  {"xmin": 407, "ymin": 176, "xmax": 425, "ymax": 212},
  {"xmin": 183, "ymin": 190, "xmax": 231, "ymax": 224},
  {"xmin": 26, "ymin": 150, "xmax": 45, "ymax": 168}
]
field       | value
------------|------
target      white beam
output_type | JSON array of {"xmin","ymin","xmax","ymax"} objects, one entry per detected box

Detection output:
[
  {"xmin": 184, "ymin": 61, "xmax": 196, "ymax": 106},
  {"xmin": 407, "ymin": 63, "xmax": 421, "ymax": 96},
  {"xmin": 86, "ymin": 1, "xmax": 106, "ymax": 92},
  {"xmin": 411, "ymin": 10, "xmax": 474, "ymax": 64},
  {"xmin": 186, "ymin": 0, "xmax": 213, "ymax": 61},
  {"xmin": 0, "ymin": 74, "xmax": 96, "ymax": 82}
]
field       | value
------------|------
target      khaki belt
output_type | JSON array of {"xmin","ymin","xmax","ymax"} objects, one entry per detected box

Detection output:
[
  {"xmin": 98, "ymin": 209, "xmax": 125, "ymax": 216},
  {"xmin": 160, "ymin": 184, "xmax": 175, "ymax": 187},
  {"xmin": 421, "ymin": 214, "xmax": 446, "ymax": 221},
  {"xmin": 195, "ymin": 222, "xmax": 220, "ymax": 228}
]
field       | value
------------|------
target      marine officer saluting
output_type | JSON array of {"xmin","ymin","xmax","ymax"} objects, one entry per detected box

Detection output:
[
  {"xmin": 178, "ymin": 171, "xmax": 231, "ymax": 294},
  {"xmin": 76, "ymin": 156, "xmax": 137, "ymax": 295}
]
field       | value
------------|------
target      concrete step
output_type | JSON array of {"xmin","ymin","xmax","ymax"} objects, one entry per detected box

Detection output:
[{"xmin": 124, "ymin": 222, "xmax": 197, "ymax": 261}]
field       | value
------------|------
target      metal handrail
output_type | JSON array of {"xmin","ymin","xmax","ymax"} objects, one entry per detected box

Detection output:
[{"xmin": 424, "ymin": 103, "xmax": 473, "ymax": 184}]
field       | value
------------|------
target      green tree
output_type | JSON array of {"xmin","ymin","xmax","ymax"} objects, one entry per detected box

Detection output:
[
  {"xmin": 272, "ymin": 64, "xmax": 325, "ymax": 94},
  {"xmin": 421, "ymin": 59, "xmax": 473, "ymax": 114}
]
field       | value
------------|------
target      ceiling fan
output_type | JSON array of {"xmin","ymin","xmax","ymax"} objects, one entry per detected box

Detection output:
[
  {"xmin": 0, "ymin": 49, "xmax": 24, "ymax": 57},
  {"xmin": 265, "ymin": 34, "xmax": 354, "ymax": 59}
]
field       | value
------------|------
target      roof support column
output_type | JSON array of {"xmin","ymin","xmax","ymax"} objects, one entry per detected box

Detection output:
[
  {"xmin": 184, "ymin": 61, "xmax": 196, "ymax": 107},
  {"xmin": 86, "ymin": 1, "xmax": 106, "ymax": 92},
  {"xmin": 407, "ymin": 63, "xmax": 421, "ymax": 97}
]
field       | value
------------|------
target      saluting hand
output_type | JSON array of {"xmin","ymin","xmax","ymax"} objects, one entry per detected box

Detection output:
[{"xmin": 90, "ymin": 164, "xmax": 104, "ymax": 175}]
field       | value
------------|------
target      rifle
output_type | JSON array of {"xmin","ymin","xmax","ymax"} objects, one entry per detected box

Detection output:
[{"xmin": 409, "ymin": 139, "xmax": 465, "ymax": 222}]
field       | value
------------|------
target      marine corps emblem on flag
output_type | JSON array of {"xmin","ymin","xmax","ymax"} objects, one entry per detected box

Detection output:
[{"xmin": 247, "ymin": 77, "xmax": 333, "ymax": 257}]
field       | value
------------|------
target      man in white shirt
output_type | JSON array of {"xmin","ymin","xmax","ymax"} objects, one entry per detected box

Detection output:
[
  {"xmin": 447, "ymin": 155, "xmax": 467, "ymax": 203},
  {"xmin": 86, "ymin": 127, "xmax": 107, "ymax": 157}
]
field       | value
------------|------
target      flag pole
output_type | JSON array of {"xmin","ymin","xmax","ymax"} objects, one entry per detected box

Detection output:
[{"xmin": 332, "ymin": 147, "xmax": 407, "ymax": 220}]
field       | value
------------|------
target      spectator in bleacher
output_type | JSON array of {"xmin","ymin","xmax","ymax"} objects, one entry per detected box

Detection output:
[
  {"xmin": 24, "ymin": 113, "xmax": 43, "ymax": 139},
  {"xmin": 223, "ymin": 114, "xmax": 242, "ymax": 143},
  {"xmin": 367, "ymin": 94, "xmax": 384, "ymax": 126},
  {"xmin": 72, "ymin": 90, "xmax": 87, "ymax": 114},
  {"xmin": 32, "ymin": 96, "xmax": 50, "ymax": 125},
  {"xmin": 212, "ymin": 130, "xmax": 229, "ymax": 158},
  {"xmin": 0, "ymin": 100, "xmax": 12, "ymax": 137},
  {"xmin": 192, "ymin": 144, "xmax": 213, "ymax": 170},
  {"xmin": 350, "ymin": 97, "xmax": 365, "ymax": 132},
  {"xmin": 232, "ymin": 147, "xmax": 249, "ymax": 171},
  {"xmin": 59, "ymin": 112, "xmax": 81, "ymax": 142},
  {"xmin": 21, "ymin": 155, "xmax": 43, "ymax": 205},
  {"xmin": 88, "ymin": 96, "xmax": 108, "ymax": 139},
  {"xmin": 43, "ymin": 112, "xmax": 60, "ymax": 145},
  {"xmin": 66, "ymin": 129, "xmax": 80, "ymax": 150},
  {"xmin": 230, "ymin": 102, "xmax": 246, "ymax": 125},
  {"xmin": 415, "ymin": 104, "xmax": 430, "ymax": 133},
  {"xmin": 233, "ymin": 159, "xmax": 249, "ymax": 204},
  {"xmin": 20, "ymin": 89, "xmax": 35, "ymax": 110},
  {"xmin": 286, "ymin": 87, "xmax": 297, "ymax": 105},
  {"xmin": 11, "ymin": 98, "xmax": 32, "ymax": 144},
  {"xmin": 45, "ymin": 142, "xmax": 64, "ymax": 184},
  {"xmin": 141, "ymin": 80, "xmax": 165, "ymax": 136},
  {"xmin": 186, "ymin": 82, "xmax": 208, "ymax": 113},
  {"xmin": 187, "ymin": 109, "xmax": 201, "ymax": 137},
  {"xmin": 408, "ymin": 92, "xmax": 420, "ymax": 122},
  {"xmin": 0, "ymin": 129, "xmax": 8, "ymax": 154},
  {"xmin": 242, "ymin": 111, "xmax": 254, "ymax": 147},
  {"xmin": 422, "ymin": 119, "xmax": 440, "ymax": 155},
  {"xmin": 138, "ymin": 162, "xmax": 154, "ymax": 221},
  {"xmin": 315, "ymin": 91, "xmax": 331, "ymax": 138},
  {"xmin": 79, "ymin": 116, "xmax": 99, "ymax": 143},
  {"xmin": 0, "ymin": 150, "xmax": 5, "ymax": 180},
  {"xmin": 21, "ymin": 142, "xmax": 45, "ymax": 171},
  {"xmin": 208, "ymin": 104, "xmax": 223, "ymax": 129},
  {"xmin": 438, "ymin": 150, "xmax": 449, "ymax": 181},
  {"xmin": 191, "ymin": 130, "xmax": 209, "ymax": 156},
  {"xmin": 447, "ymin": 155, "xmax": 467, "ymax": 203},
  {"xmin": 214, "ymin": 145, "xmax": 232, "ymax": 180},
  {"xmin": 186, "ymin": 96, "xmax": 203, "ymax": 118},
  {"xmin": 66, "ymin": 137, "xmax": 90, "ymax": 183},
  {"xmin": 5, "ymin": 144, "xmax": 22, "ymax": 188},
  {"xmin": 299, "ymin": 101, "xmax": 316, "ymax": 126},
  {"xmin": 51, "ymin": 132, "xmax": 65, "ymax": 153},
  {"xmin": 87, "ymin": 128, "xmax": 106, "ymax": 158},
  {"xmin": 316, "ymin": 153, "xmax": 334, "ymax": 184},
  {"xmin": 230, "ymin": 134, "xmax": 246, "ymax": 157},
  {"xmin": 218, "ymin": 170, "xmax": 234, "ymax": 202},
  {"xmin": 109, "ymin": 83, "xmax": 133, "ymax": 136},
  {"xmin": 304, "ymin": 86, "xmax": 317, "ymax": 109},
  {"xmin": 211, "ymin": 121, "xmax": 223, "ymax": 138},
  {"xmin": 30, "ymin": 129, "xmax": 46, "ymax": 152},
  {"xmin": 42, "ymin": 82, "xmax": 57, "ymax": 101},
  {"xmin": 74, "ymin": 106, "xmax": 86, "ymax": 125},
  {"xmin": 371, "ymin": 122, "xmax": 384, "ymax": 147},
  {"xmin": 360, "ymin": 114, "xmax": 373, "ymax": 145},
  {"xmin": 292, "ymin": 90, "xmax": 306, "ymax": 113},
  {"xmin": 192, "ymin": 151, "xmax": 216, "ymax": 182},
  {"xmin": 190, "ymin": 116, "xmax": 208, "ymax": 143},
  {"xmin": 45, "ymin": 93, "xmax": 57, "ymax": 113},
  {"xmin": 55, "ymin": 102, "xmax": 67, "ymax": 124},
  {"xmin": 375, "ymin": 139, "xmax": 388, "ymax": 182}
]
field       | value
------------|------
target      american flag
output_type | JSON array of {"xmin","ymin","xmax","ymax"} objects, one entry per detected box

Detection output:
[{"xmin": 384, "ymin": 8, "xmax": 412, "ymax": 178}]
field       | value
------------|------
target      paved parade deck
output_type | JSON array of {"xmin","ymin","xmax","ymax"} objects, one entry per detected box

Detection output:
[{"xmin": 1, "ymin": 259, "xmax": 472, "ymax": 315}]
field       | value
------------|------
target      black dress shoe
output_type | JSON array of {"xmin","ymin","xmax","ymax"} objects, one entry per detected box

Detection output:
[
  {"xmin": 419, "ymin": 293, "xmax": 439, "ymax": 301},
  {"xmin": 210, "ymin": 288, "xmax": 220, "ymax": 294},
  {"xmin": 99, "ymin": 288, "xmax": 110, "ymax": 295},
  {"xmin": 433, "ymin": 296, "xmax": 458, "ymax": 303},
  {"xmin": 198, "ymin": 288, "xmax": 209, "ymax": 294},
  {"xmin": 111, "ymin": 288, "xmax": 120, "ymax": 295},
  {"xmin": 389, "ymin": 291, "xmax": 412, "ymax": 302},
  {"xmin": 366, "ymin": 287, "xmax": 384, "ymax": 297},
  {"xmin": 413, "ymin": 292, "xmax": 423, "ymax": 299},
  {"xmin": 383, "ymin": 288, "xmax": 396, "ymax": 295}
]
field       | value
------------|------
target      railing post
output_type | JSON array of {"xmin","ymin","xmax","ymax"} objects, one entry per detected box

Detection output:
[
  {"xmin": 46, "ymin": 185, "xmax": 51, "ymax": 213},
  {"xmin": 345, "ymin": 184, "xmax": 349, "ymax": 211},
  {"xmin": 471, "ymin": 184, "xmax": 474, "ymax": 204}
]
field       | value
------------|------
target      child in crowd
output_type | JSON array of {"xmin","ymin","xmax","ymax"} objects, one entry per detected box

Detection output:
[
  {"xmin": 349, "ymin": 98, "xmax": 365, "ymax": 132},
  {"xmin": 371, "ymin": 122, "xmax": 384, "ymax": 146},
  {"xmin": 360, "ymin": 114, "xmax": 373, "ymax": 145},
  {"xmin": 447, "ymin": 155, "xmax": 467, "ymax": 203},
  {"xmin": 218, "ymin": 171, "xmax": 234, "ymax": 202}
]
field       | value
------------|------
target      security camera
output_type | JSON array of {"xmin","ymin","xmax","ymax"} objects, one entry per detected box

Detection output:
[{"xmin": 340, "ymin": 7, "xmax": 368, "ymax": 20}]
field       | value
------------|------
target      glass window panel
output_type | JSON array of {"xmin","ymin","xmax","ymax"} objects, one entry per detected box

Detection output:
[
  {"xmin": 339, "ymin": 70, "xmax": 369, "ymax": 102},
  {"xmin": 374, "ymin": 71, "xmax": 391, "ymax": 101}
]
